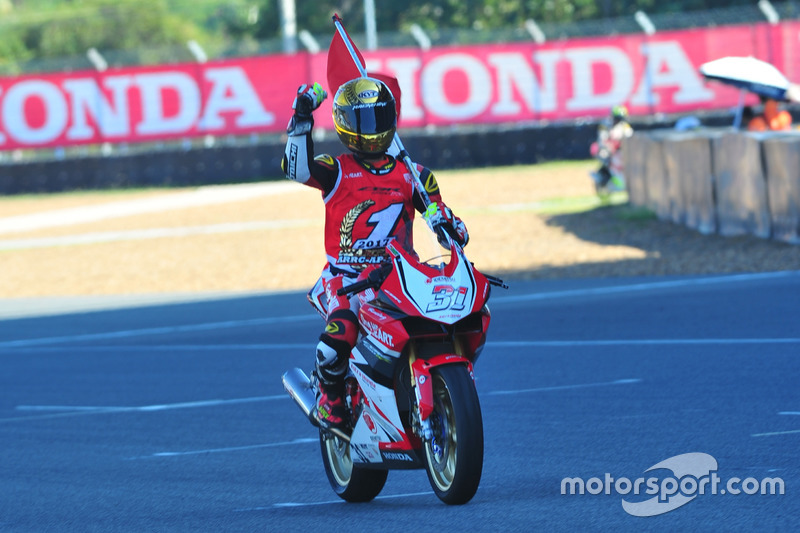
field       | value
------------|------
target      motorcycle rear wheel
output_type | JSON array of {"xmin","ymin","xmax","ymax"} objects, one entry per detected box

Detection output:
[
  {"xmin": 424, "ymin": 364, "xmax": 484, "ymax": 505},
  {"xmin": 319, "ymin": 431, "xmax": 388, "ymax": 502}
]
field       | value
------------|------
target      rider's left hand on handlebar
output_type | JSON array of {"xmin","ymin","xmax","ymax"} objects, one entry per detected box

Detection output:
[{"xmin": 423, "ymin": 202, "xmax": 469, "ymax": 247}]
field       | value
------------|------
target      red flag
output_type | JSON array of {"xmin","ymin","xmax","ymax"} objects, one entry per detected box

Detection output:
[
  {"xmin": 327, "ymin": 14, "xmax": 402, "ymax": 121},
  {"xmin": 327, "ymin": 15, "xmax": 365, "ymax": 94}
]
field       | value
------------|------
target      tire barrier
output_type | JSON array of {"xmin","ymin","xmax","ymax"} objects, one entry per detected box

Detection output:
[
  {"xmin": 624, "ymin": 129, "xmax": 800, "ymax": 244},
  {"xmin": 713, "ymin": 133, "xmax": 771, "ymax": 239},
  {"xmin": 0, "ymin": 123, "xmax": 597, "ymax": 196},
  {"xmin": 762, "ymin": 136, "xmax": 800, "ymax": 244}
]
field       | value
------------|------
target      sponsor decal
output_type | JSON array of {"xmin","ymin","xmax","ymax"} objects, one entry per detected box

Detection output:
[
  {"xmin": 363, "ymin": 320, "xmax": 394, "ymax": 348},
  {"xmin": 287, "ymin": 144, "xmax": 298, "ymax": 181},
  {"xmin": 351, "ymin": 364, "xmax": 377, "ymax": 391},
  {"xmin": 357, "ymin": 186, "xmax": 403, "ymax": 195},
  {"xmin": 353, "ymin": 101, "xmax": 390, "ymax": 109},
  {"xmin": 354, "ymin": 444, "xmax": 379, "ymax": 462},
  {"xmin": 383, "ymin": 289, "xmax": 403, "ymax": 304},
  {"xmin": 366, "ymin": 307, "xmax": 389, "ymax": 321},
  {"xmin": 363, "ymin": 412, "xmax": 377, "ymax": 434},
  {"xmin": 357, "ymin": 89, "xmax": 380, "ymax": 99},
  {"xmin": 337, "ymin": 253, "xmax": 388, "ymax": 265},
  {"xmin": 383, "ymin": 452, "xmax": 413, "ymax": 462}
]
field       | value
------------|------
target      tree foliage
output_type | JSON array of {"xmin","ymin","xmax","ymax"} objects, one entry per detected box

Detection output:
[{"xmin": 0, "ymin": 0, "xmax": 772, "ymax": 73}]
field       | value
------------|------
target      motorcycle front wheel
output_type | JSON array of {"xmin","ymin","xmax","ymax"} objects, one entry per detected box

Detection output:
[
  {"xmin": 424, "ymin": 364, "xmax": 484, "ymax": 505},
  {"xmin": 319, "ymin": 431, "xmax": 388, "ymax": 502}
]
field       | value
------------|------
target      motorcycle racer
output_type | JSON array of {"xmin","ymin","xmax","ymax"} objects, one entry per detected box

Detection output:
[
  {"xmin": 281, "ymin": 77, "xmax": 469, "ymax": 429},
  {"xmin": 590, "ymin": 105, "xmax": 633, "ymax": 194}
]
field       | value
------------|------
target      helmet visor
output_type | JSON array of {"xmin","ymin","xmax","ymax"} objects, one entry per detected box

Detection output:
[{"xmin": 334, "ymin": 100, "xmax": 396, "ymax": 136}]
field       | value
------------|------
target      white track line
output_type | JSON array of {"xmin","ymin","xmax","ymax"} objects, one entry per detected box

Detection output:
[
  {"xmin": 752, "ymin": 429, "xmax": 800, "ymax": 437},
  {"xmin": 2, "ymin": 395, "xmax": 287, "ymax": 424},
  {"xmin": 0, "ymin": 314, "xmax": 318, "ymax": 348},
  {"xmin": 750, "ymin": 412, "xmax": 800, "ymax": 437},
  {"xmin": 4, "ymin": 378, "xmax": 641, "ymax": 425},
  {"xmin": 490, "ymin": 339, "xmax": 800, "ymax": 347},
  {"xmin": 236, "ymin": 491, "xmax": 434, "ymax": 511},
  {"xmin": 0, "ymin": 181, "xmax": 299, "ymax": 235},
  {"xmin": 0, "ymin": 219, "xmax": 319, "ymax": 250},
  {"xmin": 2, "ymin": 271, "xmax": 797, "ymax": 349},
  {"xmin": 492, "ymin": 270, "xmax": 800, "ymax": 304},
  {"xmin": 487, "ymin": 378, "xmax": 640, "ymax": 395},
  {"xmin": 4, "ymin": 338, "xmax": 799, "ymax": 352},
  {"xmin": 133, "ymin": 438, "xmax": 318, "ymax": 460}
]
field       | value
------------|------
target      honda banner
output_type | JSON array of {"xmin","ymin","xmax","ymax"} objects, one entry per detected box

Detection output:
[{"xmin": 1, "ymin": 21, "xmax": 798, "ymax": 150}]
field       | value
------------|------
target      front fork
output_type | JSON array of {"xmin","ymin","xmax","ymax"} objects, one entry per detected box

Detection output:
[{"xmin": 409, "ymin": 351, "xmax": 474, "ymax": 441}]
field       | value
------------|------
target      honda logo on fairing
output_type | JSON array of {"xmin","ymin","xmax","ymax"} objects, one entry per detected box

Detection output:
[{"xmin": 383, "ymin": 452, "xmax": 413, "ymax": 462}]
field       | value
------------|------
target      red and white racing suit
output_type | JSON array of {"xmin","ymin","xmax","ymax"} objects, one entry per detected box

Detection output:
[{"xmin": 282, "ymin": 126, "xmax": 466, "ymax": 383}]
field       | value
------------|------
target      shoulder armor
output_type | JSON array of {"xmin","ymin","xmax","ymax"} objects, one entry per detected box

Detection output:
[
  {"xmin": 314, "ymin": 154, "xmax": 337, "ymax": 169},
  {"xmin": 421, "ymin": 168, "xmax": 440, "ymax": 195}
]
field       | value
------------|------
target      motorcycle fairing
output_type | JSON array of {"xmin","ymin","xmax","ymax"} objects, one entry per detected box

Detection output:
[
  {"xmin": 412, "ymin": 355, "xmax": 474, "ymax": 420},
  {"xmin": 350, "ymin": 346, "xmax": 406, "ymax": 433},
  {"xmin": 382, "ymin": 240, "xmax": 479, "ymax": 325}
]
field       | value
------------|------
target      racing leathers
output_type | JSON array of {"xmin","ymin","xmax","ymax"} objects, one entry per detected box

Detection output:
[{"xmin": 281, "ymin": 98, "xmax": 468, "ymax": 428}]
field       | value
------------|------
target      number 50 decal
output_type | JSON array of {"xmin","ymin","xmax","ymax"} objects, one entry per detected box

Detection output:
[{"xmin": 426, "ymin": 285, "xmax": 469, "ymax": 313}]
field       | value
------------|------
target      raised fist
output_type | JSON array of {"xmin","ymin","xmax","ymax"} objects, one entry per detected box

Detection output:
[{"xmin": 293, "ymin": 82, "xmax": 327, "ymax": 118}]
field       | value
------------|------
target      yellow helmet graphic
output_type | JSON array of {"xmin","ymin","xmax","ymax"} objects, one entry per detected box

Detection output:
[{"xmin": 332, "ymin": 77, "xmax": 397, "ymax": 155}]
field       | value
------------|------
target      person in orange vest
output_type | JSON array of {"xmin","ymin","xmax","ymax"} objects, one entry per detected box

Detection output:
[{"xmin": 748, "ymin": 96, "xmax": 792, "ymax": 131}]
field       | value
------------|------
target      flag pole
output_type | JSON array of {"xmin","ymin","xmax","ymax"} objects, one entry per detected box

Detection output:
[{"xmin": 332, "ymin": 14, "xmax": 432, "ymax": 208}]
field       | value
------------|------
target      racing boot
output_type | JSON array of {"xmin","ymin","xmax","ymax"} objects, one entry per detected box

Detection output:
[
  {"xmin": 314, "ymin": 342, "xmax": 348, "ymax": 429},
  {"xmin": 316, "ymin": 380, "xmax": 346, "ymax": 429}
]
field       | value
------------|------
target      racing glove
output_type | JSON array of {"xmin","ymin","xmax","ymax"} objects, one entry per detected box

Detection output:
[
  {"xmin": 293, "ymin": 82, "xmax": 327, "ymax": 118},
  {"xmin": 287, "ymin": 82, "xmax": 327, "ymax": 136},
  {"xmin": 423, "ymin": 202, "xmax": 469, "ymax": 247}
]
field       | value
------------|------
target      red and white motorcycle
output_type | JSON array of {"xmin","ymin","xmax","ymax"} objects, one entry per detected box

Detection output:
[{"xmin": 282, "ymin": 225, "xmax": 505, "ymax": 505}]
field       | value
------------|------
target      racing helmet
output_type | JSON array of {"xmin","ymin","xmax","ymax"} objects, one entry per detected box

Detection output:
[
  {"xmin": 611, "ymin": 105, "xmax": 629, "ymax": 123},
  {"xmin": 332, "ymin": 77, "xmax": 397, "ymax": 155}
]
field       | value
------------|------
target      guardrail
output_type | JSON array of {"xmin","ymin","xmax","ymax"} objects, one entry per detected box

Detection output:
[
  {"xmin": 623, "ymin": 129, "xmax": 800, "ymax": 244},
  {"xmin": 0, "ymin": 122, "xmax": 598, "ymax": 195}
]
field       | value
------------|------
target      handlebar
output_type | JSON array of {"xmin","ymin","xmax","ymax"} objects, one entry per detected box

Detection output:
[
  {"xmin": 484, "ymin": 274, "xmax": 509, "ymax": 289},
  {"xmin": 336, "ymin": 263, "xmax": 393, "ymax": 297}
]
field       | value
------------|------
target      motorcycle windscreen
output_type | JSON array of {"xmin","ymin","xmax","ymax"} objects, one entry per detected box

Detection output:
[{"xmin": 388, "ymin": 220, "xmax": 479, "ymax": 325}]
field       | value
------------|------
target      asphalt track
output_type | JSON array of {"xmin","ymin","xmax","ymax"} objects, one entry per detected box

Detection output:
[{"xmin": 1, "ymin": 271, "xmax": 798, "ymax": 531}]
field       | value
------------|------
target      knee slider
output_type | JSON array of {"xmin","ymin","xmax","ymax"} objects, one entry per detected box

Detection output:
[
  {"xmin": 324, "ymin": 309, "xmax": 358, "ymax": 345},
  {"xmin": 315, "ymin": 309, "xmax": 358, "ymax": 382}
]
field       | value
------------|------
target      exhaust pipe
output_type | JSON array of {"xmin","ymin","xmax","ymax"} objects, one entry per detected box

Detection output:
[
  {"xmin": 282, "ymin": 367, "xmax": 317, "ymax": 423},
  {"xmin": 282, "ymin": 367, "xmax": 351, "ymax": 442}
]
